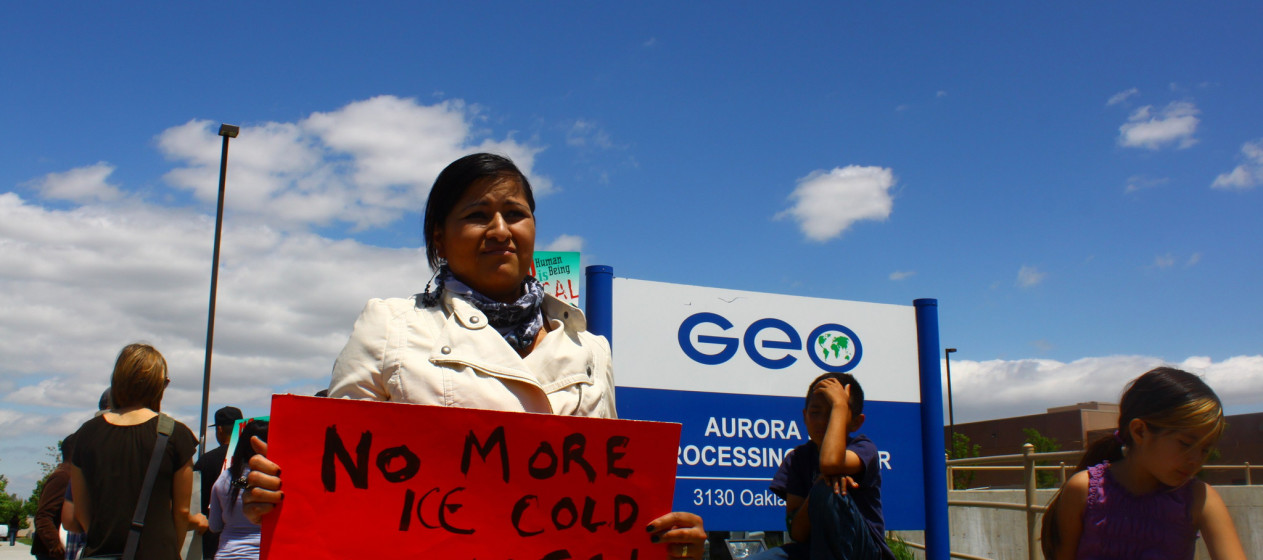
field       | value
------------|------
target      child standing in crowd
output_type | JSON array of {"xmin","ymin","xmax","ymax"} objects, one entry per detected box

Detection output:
[
  {"xmin": 751, "ymin": 372, "xmax": 894, "ymax": 560},
  {"xmin": 1040, "ymin": 367, "xmax": 1246, "ymax": 559}
]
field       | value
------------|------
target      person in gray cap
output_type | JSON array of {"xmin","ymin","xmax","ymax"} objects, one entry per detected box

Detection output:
[{"xmin": 194, "ymin": 406, "xmax": 242, "ymax": 558}]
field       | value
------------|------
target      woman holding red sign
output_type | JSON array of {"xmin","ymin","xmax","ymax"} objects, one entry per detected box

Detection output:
[{"xmin": 244, "ymin": 153, "xmax": 706, "ymax": 559}]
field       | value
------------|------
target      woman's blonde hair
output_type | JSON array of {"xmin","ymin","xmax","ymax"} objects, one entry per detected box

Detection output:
[{"xmin": 109, "ymin": 343, "xmax": 168, "ymax": 411}]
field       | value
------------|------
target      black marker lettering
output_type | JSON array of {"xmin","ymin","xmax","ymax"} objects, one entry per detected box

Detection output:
[
  {"xmin": 376, "ymin": 445, "xmax": 420, "ymax": 483},
  {"xmin": 461, "ymin": 426, "xmax": 511, "ymax": 483},
  {"xmin": 398, "ymin": 489, "xmax": 414, "ymax": 531},
  {"xmin": 438, "ymin": 487, "xmax": 475, "ymax": 535},
  {"xmin": 579, "ymin": 496, "xmax": 606, "ymax": 533},
  {"xmin": 613, "ymin": 495, "xmax": 638, "ymax": 533},
  {"xmin": 550, "ymin": 496, "xmax": 578, "ymax": 530},
  {"xmin": 511, "ymin": 495, "xmax": 544, "ymax": 537},
  {"xmin": 528, "ymin": 441, "xmax": 558, "ymax": 479},
  {"xmin": 562, "ymin": 433, "xmax": 596, "ymax": 482},
  {"xmin": 606, "ymin": 436, "xmax": 633, "ymax": 479},
  {"xmin": 417, "ymin": 488, "xmax": 440, "ymax": 529},
  {"xmin": 321, "ymin": 426, "xmax": 371, "ymax": 491}
]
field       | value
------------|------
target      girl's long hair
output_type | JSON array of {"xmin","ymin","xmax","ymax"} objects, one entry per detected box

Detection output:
[
  {"xmin": 1039, "ymin": 367, "xmax": 1225, "ymax": 558},
  {"xmin": 228, "ymin": 419, "xmax": 269, "ymax": 510}
]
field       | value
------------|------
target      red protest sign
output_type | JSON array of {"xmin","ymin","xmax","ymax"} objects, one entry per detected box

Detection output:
[{"xmin": 261, "ymin": 395, "xmax": 681, "ymax": 560}]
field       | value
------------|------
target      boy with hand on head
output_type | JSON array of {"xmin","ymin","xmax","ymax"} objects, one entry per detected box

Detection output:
[{"xmin": 752, "ymin": 372, "xmax": 895, "ymax": 560}]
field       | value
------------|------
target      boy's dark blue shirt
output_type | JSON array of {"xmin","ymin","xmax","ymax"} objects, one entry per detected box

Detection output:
[{"xmin": 769, "ymin": 434, "xmax": 888, "ymax": 550}]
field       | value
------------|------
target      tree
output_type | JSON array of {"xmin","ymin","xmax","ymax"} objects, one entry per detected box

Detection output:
[
  {"xmin": 36, "ymin": 442, "xmax": 62, "ymax": 479},
  {"xmin": 1022, "ymin": 428, "xmax": 1062, "ymax": 488},
  {"xmin": 0, "ymin": 475, "xmax": 29, "ymax": 531},
  {"xmin": 950, "ymin": 432, "xmax": 981, "ymax": 489},
  {"xmin": 25, "ymin": 441, "xmax": 63, "ymax": 519}
]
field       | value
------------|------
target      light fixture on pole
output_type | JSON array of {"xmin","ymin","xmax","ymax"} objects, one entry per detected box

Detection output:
[
  {"xmin": 198, "ymin": 123, "xmax": 239, "ymax": 457},
  {"xmin": 949, "ymin": 348, "xmax": 954, "ymax": 457}
]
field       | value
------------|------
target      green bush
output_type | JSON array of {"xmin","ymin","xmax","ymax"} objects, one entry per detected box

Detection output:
[{"xmin": 886, "ymin": 533, "xmax": 916, "ymax": 560}]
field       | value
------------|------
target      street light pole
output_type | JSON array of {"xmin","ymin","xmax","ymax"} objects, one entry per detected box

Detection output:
[
  {"xmin": 198, "ymin": 123, "xmax": 239, "ymax": 457},
  {"xmin": 949, "ymin": 348, "xmax": 954, "ymax": 457}
]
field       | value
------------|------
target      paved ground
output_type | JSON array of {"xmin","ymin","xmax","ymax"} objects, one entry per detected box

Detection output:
[
  {"xmin": 0, "ymin": 542, "xmax": 33, "ymax": 560},
  {"xmin": 0, "ymin": 537, "xmax": 204, "ymax": 559}
]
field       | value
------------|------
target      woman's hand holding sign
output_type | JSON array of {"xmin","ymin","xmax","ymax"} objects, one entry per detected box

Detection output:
[
  {"xmin": 243, "ymin": 436, "xmax": 282, "ymax": 524},
  {"xmin": 647, "ymin": 511, "xmax": 706, "ymax": 558}
]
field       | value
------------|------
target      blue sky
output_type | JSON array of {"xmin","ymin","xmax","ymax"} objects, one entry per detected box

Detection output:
[{"xmin": 2, "ymin": 2, "xmax": 1260, "ymax": 496}]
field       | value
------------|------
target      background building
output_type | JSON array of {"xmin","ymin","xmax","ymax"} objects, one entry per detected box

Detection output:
[{"xmin": 948, "ymin": 404, "xmax": 1261, "ymax": 488}]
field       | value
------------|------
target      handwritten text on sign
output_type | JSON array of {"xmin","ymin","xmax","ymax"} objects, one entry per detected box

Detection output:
[
  {"xmin": 262, "ymin": 395, "xmax": 681, "ymax": 560},
  {"xmin": 529, "ymin": 251, "xmax": 581, "ymax": 307}
]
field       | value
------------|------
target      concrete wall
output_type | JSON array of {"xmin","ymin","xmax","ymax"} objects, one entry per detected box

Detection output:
[{"xmin": 890, "ymin": 485, "xmax": 1261, "ymax": 559}]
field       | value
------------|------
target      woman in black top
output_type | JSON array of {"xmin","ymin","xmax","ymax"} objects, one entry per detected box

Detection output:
[{"xmin": 70, "ymin": 344, "xmax": 197, "ymax": 559}]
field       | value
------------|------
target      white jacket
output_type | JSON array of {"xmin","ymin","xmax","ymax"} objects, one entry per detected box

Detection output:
[{"xmin": 328, "ymin": 290, "xmax": 616, "ymax": 418}]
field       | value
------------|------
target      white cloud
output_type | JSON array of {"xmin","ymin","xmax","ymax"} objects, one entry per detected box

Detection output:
[
  {"xmin": 936, "ymin": 90, "xmax": 947, "ymax": 98},
  {"xmin": 25, "ymin": 162, "xmax": 122, "ymax": 203},
  {"xmin": 1106, "ymin": 87, "xmax": 1139, "ymax": 106},
  {"xmin": 543, "ymin": 234, "xmax": 584, "ymax": 252},
  {"xmin": 0, "ymin": 97, "xmax": 566, "ymax": 496},
  {"xmin": 1118, "ymin": 101, "xmax": 1200, "ymax": 150},
  {"xmin": 1155, "ymin": 252, "xmax": 1202, "ymax": 269},
  {"xmin": 1124, "ymin": 175, "xmax": 1168, "ymax": 193},
  {"xmin": 945, "ymin": 354, "xmax": 1263, "ymax": 423},
  {"xmin": 157, "ymin": 96, "xmax": 551, "ymax": 231},
  {"xmin": 0, "ymin": 191, "xmax": 429, "ymax": 424},
  {"xmin": 889, "ymin": 270, "xmax": 915, "ymax": 281},
  {"xmin": 1017, "ymin": 265, "xmax": 1045, "ymax": 287},
  {"xmin": 565, "ymin": 120, "xmax": 613, "ymax": 149},
  {"xmin": 3, "ymin": 180, "xmax": 1260, "ymax": 495},
  {"xmin": 1211, "ymin": 139, "xmax": 1263, "ymax": 190},
  {"xmin": 776, "ymin": 165, "xmax": 896, "ymax": 242}
]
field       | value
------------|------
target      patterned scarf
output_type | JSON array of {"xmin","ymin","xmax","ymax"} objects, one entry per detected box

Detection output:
[{"xmin": 419, "ymin": 266, "xmax": 546, "ymax": 352}]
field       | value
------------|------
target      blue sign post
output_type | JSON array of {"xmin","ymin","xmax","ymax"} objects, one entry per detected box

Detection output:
[
  {"xmin": 915, "ymin": 299, "xmax": 950, "ymax": 560},
  {"xmin": 584, "ymin": 266, "xmax": 947, "ymax": 558}
]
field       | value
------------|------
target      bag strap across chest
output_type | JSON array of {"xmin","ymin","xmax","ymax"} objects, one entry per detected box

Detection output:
[{"xmin": 122, "ymin": 413, "xmax": 175, "ymax": 560}]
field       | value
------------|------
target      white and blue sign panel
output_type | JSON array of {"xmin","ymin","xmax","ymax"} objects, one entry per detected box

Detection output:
[{"xmin": 612, "ymin": 278, "xmax": 925, "ymax": 531}]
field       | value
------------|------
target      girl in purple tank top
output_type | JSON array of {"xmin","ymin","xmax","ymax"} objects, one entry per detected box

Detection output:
[{"xmin": 1040, "ymin": 367, "xmax": 1246, "ymax": 560}]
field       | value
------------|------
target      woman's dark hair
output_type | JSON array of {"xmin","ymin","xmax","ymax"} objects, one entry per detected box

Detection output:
[
  {"xmin": 1040, "ymin": 367, "xmax": 1224, "ymax": 557},
  {"xmin": 228, "ymin": 419, "xmax": 269, "ymax": 509},
  {"xmin": 422, "ymin": 153, "xmax": 535, "ymax": 270}
]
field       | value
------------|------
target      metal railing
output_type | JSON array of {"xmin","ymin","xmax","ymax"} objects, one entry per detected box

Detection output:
[
  {"xmin": 946, "ymin": 444, "xmax": 1081, "ymax": 560},
  {"xmin": 951, "ymin": 460, "xmax": 1258, "ymax": 488},
  {"xmin": 900, "ymin": 444, "xmax": 1076, "ymax": 560},
  {"xmin": 1201, "ymin": 463, "xmax": 1256, "ymax": 485},
  {"xmin": 922, "ymin": 445, "xmax": 1260, "ymax": 560}
]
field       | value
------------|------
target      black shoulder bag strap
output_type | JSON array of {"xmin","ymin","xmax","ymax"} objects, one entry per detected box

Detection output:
[{"xmin": 123, "ymin": 413, "xmax": 175, "ymax": 560}]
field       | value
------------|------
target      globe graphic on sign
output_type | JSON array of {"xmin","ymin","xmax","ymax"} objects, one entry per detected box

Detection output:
[{"xmin": 813, "ymin": 330, "xmax": 855, "ymax": 369}]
